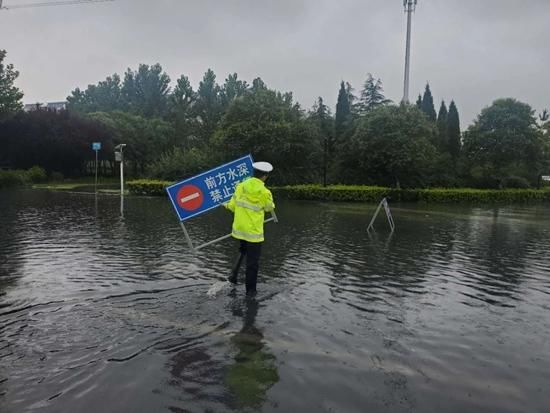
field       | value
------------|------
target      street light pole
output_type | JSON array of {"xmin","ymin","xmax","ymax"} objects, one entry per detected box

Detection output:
[
  {"xmin": 95, "ymin": 148, "xmax": 98, "ymax": 193},
  {"xmin": 115, "ymin": 144, "xmax": 126, "ymax": 196}
]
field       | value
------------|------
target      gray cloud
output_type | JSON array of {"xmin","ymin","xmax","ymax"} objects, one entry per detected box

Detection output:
[{"xmin": 2, "ymin": 0, "xmax": 549, "ymax": 125}]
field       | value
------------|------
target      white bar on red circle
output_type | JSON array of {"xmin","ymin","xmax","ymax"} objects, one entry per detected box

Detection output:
[{"xmin": 181, "ymin": 192, "xmax": 200, "ymax": 203}]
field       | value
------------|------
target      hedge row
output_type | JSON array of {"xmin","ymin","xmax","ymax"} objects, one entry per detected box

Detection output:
[
  {"xmin": 127, "ymin": 179, "xmax": 172, "ymax": 196},
  {"xmin": 0, "ymin": 166, "xmax": 48, "ymax": 189},
  {"xmin": 416, "ymin": 188, "xmax": 550, "ymax": 203},
  {"xmin": 126, "ymin": 180, "xmax": 550, "ymax": 203},
  {"xmin": 274, "ymin": 185, "xmax": 550, "ymax": 203}
]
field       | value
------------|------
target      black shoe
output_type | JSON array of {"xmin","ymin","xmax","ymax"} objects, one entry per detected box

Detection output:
[
  {"xmin": 245, "ymin": 290, "xmax": 257, "ymax": 297},
  {"xmin": 227, "ymin": 273, "xmax": 238, "ymax": 284}
]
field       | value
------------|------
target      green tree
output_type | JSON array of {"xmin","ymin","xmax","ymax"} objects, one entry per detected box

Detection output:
[
  {"xmin": 169, "ymin": 75, "xmax": 196, "ymax": 148},
  {"xmin": 221, "ymin": 73, "xmax": 249, "ymax": 109},
  {"xmin": 436, "ymin": 100, "xmax": 448, "ymax": 150},
  {"xmin": 357, "ymin": 73, "xmax": 391, "ymax": 115},
  {"xmin": 463, "ymin": 98, "xmax": 543, "ymax": 187},
  {"xmin": 192, "ymin": 69, "xmax": 223, "ymax": 143},
  {"xmin": 147, "ymin": 146, "xmax": 210, "ymax": 180},
  {"xmin": 0, "ymin": 50, "xmax": 24, "ymax": 120},
  {"xmin": 415, "ymin": 94, "xmax": 422, "ymax": 109},
  {"xmin": 0, "ymin": 110, "xmax": 110, "ymax": 176},
  {"xmin": 346, "ymin": 81, "xmax": 357, "ymax": 110},
  {"xmin": 539, "ymin": 109, "xmax": 549, "ymax": 123},
  {"xmin": 347, "ymin": 105, "xmax": 437, "ymax": 187},
  {"xmin": 215, "ymin": 85, "xmax": 316, "ymax": 184},
  {"xmin": 251, "ymin": 77, "xmax": 267, "ymax": 92},
  {"xmin": 67, "ymin": 74, "xmax": 124, "ymax": 113},
  {"xmin": 335, "ymin": 81, "xmax": 351, "ymax": 139},
  {"xmin": 89, "ymin": 111, "xmax": 174, "ymax": 175},
  {"xmin": 447, "ymin": 100, "xmax": 461, "ymax": 161},
  {"xmin": 308, "ymin": 97, "xmax": 334, "ymax": 185},
  {"xmin": 121, "ymin": 63, "xmax": 171, "ymax": 118},
  {"xmin": 421, "ymin": 83, "xmax": 437, "ymax": 122}
]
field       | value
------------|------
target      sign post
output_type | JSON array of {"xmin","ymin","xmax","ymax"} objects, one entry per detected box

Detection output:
[
  {"xmin": 166, "ymin": 155, "xmax": 278, "ymax": 251},
  {"xmin": 92, "ymin": 142, "xmax": 101, "ymax": 193}
]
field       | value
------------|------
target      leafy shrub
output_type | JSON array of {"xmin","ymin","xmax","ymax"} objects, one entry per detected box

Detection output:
[
  {"xmin": 49, "ymin": 171, "xmax": 65, "ymax": 182},
  {"xmin": 0, "ymin": 166, "xmax": 48, "ymax": 188},
  {"xmin": 26, "ymin": 166, "xmax": 47, "ymax": 183},
  {"xmin": 273, "ymin": 185, "xmax": 550, "ymax": 203},
  {"xmin": 147, "ymin": 147, "xmax": 210, "ymax": 181},
  {"xmin": 502, "ymin": 176, "xmax": 530, "ymax": 189},
  {"xmin": 127, "ymin": 179, "xmax": 172, "ymax": 196},
  {"xmin": 274, "ymin": 185, "xmax": 391, "ymax": 202},
  {"xmin": 0, "ymin": 170, "xmax": 27, "ymax": 188}
]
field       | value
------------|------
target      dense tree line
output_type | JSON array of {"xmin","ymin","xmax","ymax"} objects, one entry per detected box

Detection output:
[{"xmin": 1, "ymin": 49, "xmax": 549, "ymax": 188}]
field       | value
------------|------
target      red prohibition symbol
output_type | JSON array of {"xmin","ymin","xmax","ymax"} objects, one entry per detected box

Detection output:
[{"xmin": 177, "ymin": 184, "xmax": 204, "ymax": 211}]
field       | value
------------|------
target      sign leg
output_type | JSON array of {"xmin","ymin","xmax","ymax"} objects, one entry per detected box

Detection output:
[{"xmin": 180, "ymin": 222, "xmax": 195, "ymax": 251}]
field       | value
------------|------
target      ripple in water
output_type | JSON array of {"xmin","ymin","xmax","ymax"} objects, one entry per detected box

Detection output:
[{"xmin": 1, "ymin": 191, "xmax": 550, "ymax": 412}]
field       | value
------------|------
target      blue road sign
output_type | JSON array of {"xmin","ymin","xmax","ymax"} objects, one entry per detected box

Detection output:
[
  {"xmin": 166, "ymin": 155, "xmax": 254, "ymax": 222},
  {"xmin": 92, "ymin": 142, "xmax": 101, "ymax": 151}
]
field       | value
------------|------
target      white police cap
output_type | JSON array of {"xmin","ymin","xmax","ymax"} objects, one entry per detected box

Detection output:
[{"xmin": 252, "ymin": 161, "xmax": 273, "ymax": 173}]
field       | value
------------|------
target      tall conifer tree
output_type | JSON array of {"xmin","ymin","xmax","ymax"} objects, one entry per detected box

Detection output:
[
  {"xmin": 436, "ymin": 100, "xmax": 448, "ymax": 150},
  {"xmin": 447, "ymin": 100, "xmax": 461, "ymax": 160},
  {"xmin": 335, "ymin": 81, "xmax": 351, "ymax": 138},
  {"xmin": 415, "ymin": 94, "xmax": 422, "ymax": 109},
  {"xmin": 421, "ymin": 83, "xmax": 437, "ymax": 122},
  {"xmin": 357, "ymin": 73, "xmax": 391, "ymax": 114}
]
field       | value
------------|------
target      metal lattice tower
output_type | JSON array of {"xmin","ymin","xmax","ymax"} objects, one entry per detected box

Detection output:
[{"xmin": 402, "ymin": 0, "xmax": 418, "ymax": 104}]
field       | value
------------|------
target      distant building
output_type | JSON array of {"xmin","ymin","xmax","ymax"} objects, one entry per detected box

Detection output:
[{"xmin": 23, "ymin": 101, "xmax": 67, "ymax": 112}]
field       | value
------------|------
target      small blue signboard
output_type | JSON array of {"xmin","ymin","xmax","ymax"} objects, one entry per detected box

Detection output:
[
  {"xmin": 166, "ymin": 155, "xmax": 254, "ymax": 222},
  {"xmin": 92, "ymin": 142, "xmax": 101, "ymax": 151}
]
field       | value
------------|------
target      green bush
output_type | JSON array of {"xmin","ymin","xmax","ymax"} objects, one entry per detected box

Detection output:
[
  {"xmin": 124, "ymin": 181, "xmax": 550, "ymax": 203},
  {"xmin": 0, "ymin": 170, "xmax": 27, "ymax": 188},
  {"xmin": 147, "ymin": 147, "xmax": 211, "ymax": 181},
  {"xmin": 49, "ymin": 171, "xmax": 65, "ymax": 182},
  {"xmin": 0, "ymin": 166, "xmax": 48, "ymax": 188},
  {"xmin": 274, "ymin": 185, "xmax": 392, "ymax": 202},
  {"xmin": 502, "ymin": 176, "xmax": 530, "ymax": 189},
  {"xmin": 273, "ymin": 185, "xmax": 550, "ymax": 203},
  {"xmin": 26, "ymin": 166, "xmax": 48, "ymax": 183},
  {"xmin": 127, "ymin": 179, "xmax": 172, "ymax": 196}
]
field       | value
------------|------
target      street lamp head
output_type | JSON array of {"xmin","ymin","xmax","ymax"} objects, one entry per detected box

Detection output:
[{"xmin": 115, "ymin": 144, "xmax": 127, "ymax": 150}]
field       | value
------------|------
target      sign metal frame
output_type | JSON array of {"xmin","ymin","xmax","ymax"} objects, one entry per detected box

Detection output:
[{"xmin": 367, "ymin": 197, "xmax": 395, "ymax": 233}]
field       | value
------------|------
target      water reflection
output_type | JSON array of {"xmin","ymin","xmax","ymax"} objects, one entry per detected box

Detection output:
[
  {"xmin": 1, "ymin": 192, "xmax": 550, "ymax": 412},
  {"xmin": 226, "ymin": 296, "xmax": 279, "ymax": 410}
]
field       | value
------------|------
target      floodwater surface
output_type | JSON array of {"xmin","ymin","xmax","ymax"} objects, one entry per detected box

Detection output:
[{"xmin": 1, "ymin": 190, "xmax": 549, "ymax": 412}]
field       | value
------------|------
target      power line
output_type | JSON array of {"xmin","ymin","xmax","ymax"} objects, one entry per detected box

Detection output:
[{"xmin": 1, "ymin": 0, "xmax": 114, "ymax": 10}]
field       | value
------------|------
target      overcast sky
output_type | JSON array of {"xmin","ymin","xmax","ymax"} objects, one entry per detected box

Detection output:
[{"xmin": 1, "ymin": 0, "xmax": 549, "ymax": 125}]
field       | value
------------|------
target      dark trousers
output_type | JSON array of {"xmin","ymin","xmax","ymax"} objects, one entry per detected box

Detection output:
[{"xmin": 230, "ymin": 240, "xmax": 262, "ymax": 294}]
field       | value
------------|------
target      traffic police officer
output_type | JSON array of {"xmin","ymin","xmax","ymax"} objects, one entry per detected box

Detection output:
[{"xmin": 224, "ymin": 161, "xmax": 275, "ymax": 296}]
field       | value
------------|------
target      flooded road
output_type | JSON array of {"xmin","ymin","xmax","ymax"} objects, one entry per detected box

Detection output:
[{"xmin": 1, "ymin": 190, "xmax": 549, "ymax": 412}]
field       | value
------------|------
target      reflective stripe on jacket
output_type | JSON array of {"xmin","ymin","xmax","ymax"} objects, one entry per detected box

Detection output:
[{"xmin": 224, "ymin": 177, "xmax": 275, "ymax": 243}]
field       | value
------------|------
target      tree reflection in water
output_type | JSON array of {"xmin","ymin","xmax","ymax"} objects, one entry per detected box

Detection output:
[{"xmin": 226, "ymin": 297, "xmax": 279, "ymax": 410}]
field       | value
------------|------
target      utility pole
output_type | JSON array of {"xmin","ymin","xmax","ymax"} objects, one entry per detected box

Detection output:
[
  {"xmin": 115, "ymin": 144, "xmax": 126, "ymax": 196},
  {"xmin": 402, "ymin": 0, "xmax": 418, "ymax": 104}
]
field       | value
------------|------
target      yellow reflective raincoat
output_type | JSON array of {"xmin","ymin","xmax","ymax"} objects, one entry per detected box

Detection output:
[{"xmin": 224, "ymin": 177, "xmax": 275, "ymax": 243}]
